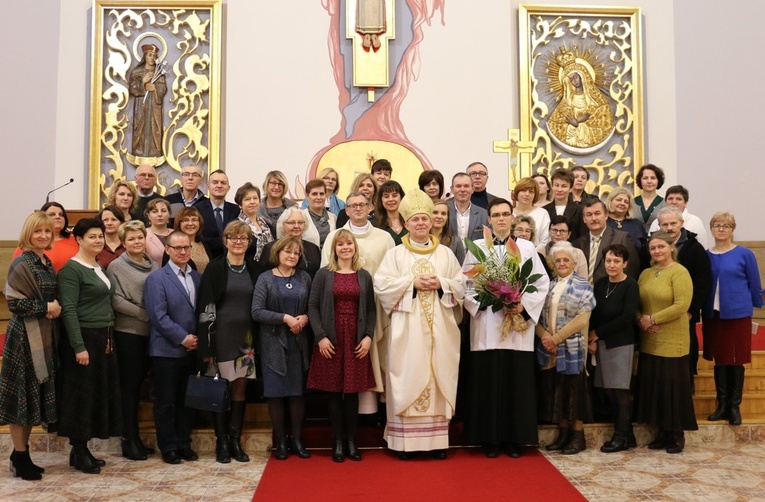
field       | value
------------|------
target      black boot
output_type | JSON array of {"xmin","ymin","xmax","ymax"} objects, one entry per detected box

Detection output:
[
  {"xmin": 9, "ymin": 449, "xmax": 42, "ymax": 481},
  {"xmin": 728, "ymin": 365, "xmax": 745, "ymax": 426},
  {"xmin": 666, "ymin": 431, "xmax": 685, "ymax": 454},
  {"xmin": 228, "ymin": 401, "xmax": 250, "ymax": 462},
  {"xmin": 290, "ymin": 436, "xmax": 311, "ymax": 459},
  {"xmin": 562, "ymin": 430, "xmax": 586, "ymax": 455},
  {"xmin": 347, "ymin": 438, "xmax": 362, "ymax": 461},
  {"xmin": 70, "ymin": 441, "xmax": 100, "ymax": 474},
  {"xmin": 273, "ymin": 436, "xmax": 288, "ymax": 460},
  {"xmin": 121, "ymin": 437, "xmax": 148, "ymax": 461},
  {"xmin": 648, "ymin": 428, "xmax": 670, "ymax": 450},
  {"xmin": 546, "ymin": 427, "xmax": 571, "ymax": 451},
  {"xmin": 213, "ymin": 411, "xmax": 231, "ymax": 464},
  {"xmin": 10, "ymin": 446, "xmax": 44, "ymax": 474},
  {"xmin": 332, "ymin": 438, "xmax": 345, "ymax": 463},
  {"xmin": 707, "ymin": 366, "xmax": 730, "ymax": 421}
]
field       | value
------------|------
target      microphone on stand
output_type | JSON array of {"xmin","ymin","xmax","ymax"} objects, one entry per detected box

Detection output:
[{"xmin": 46, "ymin": 178, "xmax": 75, "ymax": 203}]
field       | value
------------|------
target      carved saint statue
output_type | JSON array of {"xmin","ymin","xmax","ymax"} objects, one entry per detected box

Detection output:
[
  {"xmin": 548, "ymin": 49, "xmax": 614, "ymax": 152},
  {"xmin": 128, "ymin": 44, "xmax": 167, "ymax": 164}
]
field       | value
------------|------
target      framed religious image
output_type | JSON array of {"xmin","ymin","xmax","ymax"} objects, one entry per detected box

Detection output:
[
  {"xmin": 88, "ymin": 0, "xmax": 222, "ymax": 208},
  {"xmin": 518, "ymin": 5, "xmax": 644, "ymax": 197}
]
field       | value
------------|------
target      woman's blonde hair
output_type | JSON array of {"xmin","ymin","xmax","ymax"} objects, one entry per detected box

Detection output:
[
  {"xmin": 107, "ymin": 179, "xmax": 138, "ymax": 216},
  {"xmin": 118, "ymin": 220, "xmax": 147, "ymax": 242},
  {"xmin": 18, "ymin": 212, "xmax": 55, "ymax": 251},
  {"xmin": 647, "ymin": 231, "xmax": 678, "ymax": 265},
  {"xmin": 605, "ymin": 187, "xmax": 636, "ymax": 219},
  {"xmin": 262, "ymin": 170, "xmax": 290, "ymax": 198},
  {"xmin": 317, "ymin": 167, "xmax": 340, "ymax": 195},
  {"xmin": 327, "ymin": 229, "xmax": 362, "ymax": 272}
]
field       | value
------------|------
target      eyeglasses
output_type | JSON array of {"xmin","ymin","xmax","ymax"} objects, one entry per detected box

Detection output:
[
  {"xmin": 549, "ymin": 228, "xmax": 570, "ymax": 234},
  {"xmin": 268, "ymin": 181, "xmax": 285, "ymax": 188},
  {"xmin": 469, "ymin": 172, "xmax": 488, "ymax": 178},
  {"xmin": 181, "ymin": 172, "xmax": 202, "ymax": 178},
  {"xmin": 347, "ymin": 203, "xmax": 368, "ymax": 210},
  {"xmin": 490, "ymin": 212, "xmax": 512, "ymax": 218},
  {"xmin": 167, "ymin": 245, "xmax": 192, "ymax": 253},
  {"xmin": 281, "ymin": 250, "xmax": 300, "ymax": 256},
  {"xmin": 712, "ymin": 224, "xmax": 733, "ymax": 230},
  {"xmin": 284, "ymin": 221, "xmax": 305, "ymax": 226},
  {"xmin": 226, "ymin": 236, "xmax": 249, "ymax": 243}
]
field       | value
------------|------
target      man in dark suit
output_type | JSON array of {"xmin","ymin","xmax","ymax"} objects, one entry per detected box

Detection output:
[
  {"xmin": 132, "ymin": 164, "xmax": 165, "ymax": 224},
  {"xmin": 447, "ymin": 172, "xmax": 488, "ymax": 243},
  {"xmin": 543, "ymin": 168, "xmax": 587, "ymax": 241},
  {"xmin": 144, "ymin": 231, "xmax": 202, "ymax": 465},
  {"xmin": 657, "ymin": 206, "xmax": 712, "ymax": 392},
  {"xmin": 196, "ymin": 169, "xmax": 239, "ymax": 258},
  {"xmin": 572, "ymin": 199, "xmax": 640, "ymax": 285}
]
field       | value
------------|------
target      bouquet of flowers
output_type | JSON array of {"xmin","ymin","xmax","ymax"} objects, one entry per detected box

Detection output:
[{"xmin": 464, "ymin": 226, "xmax": 545, "ymax": 338}]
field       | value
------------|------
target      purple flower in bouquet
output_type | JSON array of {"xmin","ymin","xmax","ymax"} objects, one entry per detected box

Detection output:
[{"xmin": 485, "ymin": 280, "xmax": 522, "ymax": 306}]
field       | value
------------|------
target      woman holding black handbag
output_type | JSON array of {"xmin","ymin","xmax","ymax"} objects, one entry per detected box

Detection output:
[{"xmin": 197, "ymin": 220, "xmax": 263, "ymax": 463}]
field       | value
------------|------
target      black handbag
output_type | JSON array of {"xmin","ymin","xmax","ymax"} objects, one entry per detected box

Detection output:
[{"xmin": 185, "ymin": 363, "xmax": 230, "ymax": 412}]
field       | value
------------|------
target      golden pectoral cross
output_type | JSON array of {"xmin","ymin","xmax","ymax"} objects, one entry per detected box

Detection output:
[
  {"xmin": 493, "ymin": 129, "xmax": 536, "ymax": 186},
  {"xmin": 347, "ymin": 0, "xmax": 395, "ymax": 102}
]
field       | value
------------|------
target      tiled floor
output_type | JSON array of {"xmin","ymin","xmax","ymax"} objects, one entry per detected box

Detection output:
[{"xmin": 1, "ymin": 442, "xmax": 764, "ymax": 500}]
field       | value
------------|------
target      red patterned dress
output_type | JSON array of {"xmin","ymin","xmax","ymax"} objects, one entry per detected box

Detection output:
[{"xmin": 307, "ymin": 272, "xmax": 375, "ymax": 393}]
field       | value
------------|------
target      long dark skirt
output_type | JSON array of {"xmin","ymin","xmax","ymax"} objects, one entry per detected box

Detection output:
[
  {"xmin": 57, "ymin": 327, "xmax": 122, "ymax": 440},
  {"xmin": 466, "ymin": 350, "xmax": 538, "ymax": 446},
  {"xmin": 538, "ymin": 368, "xmax": 593, "ymax": 424},
  {"xmin": 635, "ymin": 352, "xmax": 698, "ymax": 431}
]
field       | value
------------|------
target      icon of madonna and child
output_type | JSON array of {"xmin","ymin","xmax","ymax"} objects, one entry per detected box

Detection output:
[{"xmin": 545, "ymin": 48, "xmax": 616, "ymax": 155}]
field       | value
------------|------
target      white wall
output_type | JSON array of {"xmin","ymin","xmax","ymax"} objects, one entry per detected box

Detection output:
[{"xmin": 1, "ymin": 0, "xmax": 760, "ymax": 240}]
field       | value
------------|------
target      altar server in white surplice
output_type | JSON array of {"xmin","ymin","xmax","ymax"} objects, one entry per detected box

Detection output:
[
  {"xmin": 374, "ymin": 189, "xmax": 465, "ymax": 459},
  {"xmin": 462, "ymin": 198, "xmax": 550, "ymax": 458}
]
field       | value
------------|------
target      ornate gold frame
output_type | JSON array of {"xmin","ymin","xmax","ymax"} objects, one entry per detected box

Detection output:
[
  {"xmin": 517, "ymin": 5, "xmax": 644, "ymax": 197},
  {"xmin": 88, "ymin": 0, "xmax": 222, "ymax": 208}
]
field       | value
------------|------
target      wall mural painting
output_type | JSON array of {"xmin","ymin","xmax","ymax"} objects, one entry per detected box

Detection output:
[
  {"xmin": 301, "ymin": 0, "xmax": 446, "ymax": 199},
  {"xmin": 88, "ymin": 0, "xmax": 221, "ymax": 208},
  {"xmin": 515, "ymin": 5, "xmax": 644, "ymax": 198}
]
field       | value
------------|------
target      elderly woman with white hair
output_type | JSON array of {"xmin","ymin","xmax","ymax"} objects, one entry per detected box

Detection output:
[
  {"xmin": 536, "ymin": 241, "xmax": 596, "ymax": 455},
  {"xmin": 258, "ymin": 206, "xmax": 321, "ymax": 278}
]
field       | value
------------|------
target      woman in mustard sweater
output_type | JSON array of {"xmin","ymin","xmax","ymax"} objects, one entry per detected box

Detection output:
[{"xmin": 635, "ymin": 231, "xmax": 697, "ymax": 454}]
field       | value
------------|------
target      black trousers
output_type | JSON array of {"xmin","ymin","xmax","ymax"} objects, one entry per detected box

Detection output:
[
  {"xmin": 152, "ymin": 355, "xmax": 196, "ymax": 453},
  {"xmin": 115, "ymin": 331, "xmax": 149, "ymax": 438}
]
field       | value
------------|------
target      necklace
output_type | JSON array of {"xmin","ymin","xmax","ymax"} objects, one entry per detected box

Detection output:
[
  {"xmin": 275, "ymin": 266, "xmax": 294, "ymax": 289},
  {"xmin": 611, "ymin": 217, "xmax": 623, "ymax": 229},
  {"xmin": 227, "ymin": 259, "xmax": 246, "ymax": 274},
  {"xmin": 605, "ymin": 281, "xmax": 620, "ymax": 298}
]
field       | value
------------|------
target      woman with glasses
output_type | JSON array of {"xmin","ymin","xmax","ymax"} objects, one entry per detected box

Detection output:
[
  {"xmin": 172, "ymin": 206, "xmax": 213, "ymax": 273},
  {"xmin": 258, "ymin": 171, "xmax": 298, "ymax": 237},
  {"xmin": 197, "ymin": 221, "xmax": 263, "ymax": 463},
  {"xmin": 537, "ymin": 216, "xmax": 587, "ymax": 278},
  {"xmin": 702, "ymin": 212, "xmax": 764, "ymax": 426},
  {"xmin": 252, "ymin": 236, "xmax": 312, "ymax": 460},
  {"xmin": 259, "ymin": 207, "xmax": 321, "ymax": 278}
]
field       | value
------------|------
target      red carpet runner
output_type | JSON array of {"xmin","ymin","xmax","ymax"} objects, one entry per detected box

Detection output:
[{"xmin": 253, "ymin": 448, "xmax": 585, "ymax": 501}]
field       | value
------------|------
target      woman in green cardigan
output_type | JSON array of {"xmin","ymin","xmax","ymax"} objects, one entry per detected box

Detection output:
[
  {"xmin": 57, "ymin": 218, "xmax": 121, "ymax": 474},
  {"xmin": 635, "ymin": 231, "xmax": 697, "ymax": 454}
]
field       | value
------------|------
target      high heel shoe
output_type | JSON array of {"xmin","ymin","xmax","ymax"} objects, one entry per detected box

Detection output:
[{"xmin": 10, "ymin": 447, "xmax": 44, "ymax": 474}]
